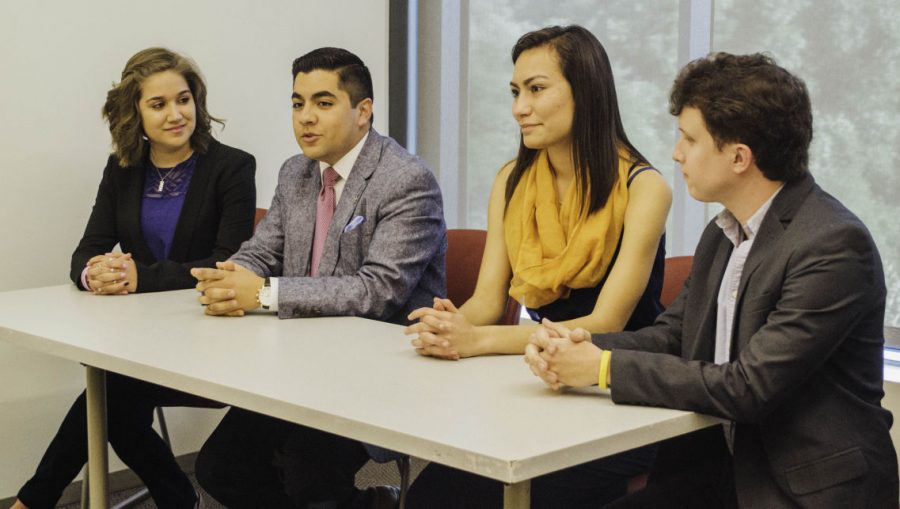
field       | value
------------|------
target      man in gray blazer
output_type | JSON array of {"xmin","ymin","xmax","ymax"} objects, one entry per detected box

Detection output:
[
  {"xmin": 192, "ymin": 47, "xmax": 446, "ymax": 508},
  {"xmin": 526, "ymin": 53, "xmax": 898, "ymax": 508}
]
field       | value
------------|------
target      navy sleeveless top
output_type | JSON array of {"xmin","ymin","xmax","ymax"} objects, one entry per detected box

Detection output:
[{"xmin": 526, "ymin": 166, "xmax": 665, "ymax": 331}]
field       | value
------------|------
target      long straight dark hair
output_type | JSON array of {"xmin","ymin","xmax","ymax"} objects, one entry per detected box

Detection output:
[{"xmin": 505, "ymin": 26, "xmax": 649, "ymax": 215}]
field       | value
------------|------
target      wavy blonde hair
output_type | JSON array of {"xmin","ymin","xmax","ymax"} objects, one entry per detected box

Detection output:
[{"xmin": 102, "ymin": 47, "xmax": 223, "ymax": 167}]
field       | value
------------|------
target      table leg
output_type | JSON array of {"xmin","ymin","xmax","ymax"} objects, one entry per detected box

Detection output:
[
  {"xmin": 503, "ymin": 480, "xmax": 531, "ymax": 509},
  {"xmin": 86, "ymin": 366, "xmax": 108, "ymax": 508}
]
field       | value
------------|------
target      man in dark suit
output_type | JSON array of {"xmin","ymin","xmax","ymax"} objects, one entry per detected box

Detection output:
[
  {"xmin": 525, "ymin": 52, "xmax": 898, "ymax": 508},
  {"xmin": 191, "ymin": 47, "xmax": 446, "ymax": 508}
]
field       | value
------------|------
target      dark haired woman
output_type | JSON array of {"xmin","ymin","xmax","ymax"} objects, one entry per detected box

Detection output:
[
  {"xmin": 405, "ymin": 26, "xmax": 670, "ymax": 507},
  {"xmin": 12, "ymin": 47, "xmax": 255, "ymax": 509}
]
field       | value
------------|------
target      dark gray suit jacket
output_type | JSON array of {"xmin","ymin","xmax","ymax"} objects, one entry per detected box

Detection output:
[
  {"xmin": 595, "ymin": 174, "xmax": 898, "ymax": 507},
  {"xmin": 231, "ymin": 129, "xmax": 447, "ymax": 323}
]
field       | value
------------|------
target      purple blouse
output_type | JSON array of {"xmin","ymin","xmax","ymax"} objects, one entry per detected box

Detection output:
[{"xmin": 141, "ymin": 154, "xmax": 197, "ymax": 261}]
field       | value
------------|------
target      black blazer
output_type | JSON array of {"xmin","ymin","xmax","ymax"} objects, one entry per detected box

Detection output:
[
  {"xmin": 71, "ymin": 140, "xmax": 256, "ymax": 292},
  {"xmin": 596, "ymin": 174, "xmax": 898, "ymax": 507}
]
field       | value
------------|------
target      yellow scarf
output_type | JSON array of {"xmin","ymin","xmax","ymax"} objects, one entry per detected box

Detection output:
[{"xmin": 504, "ymin": 150, "xmax": 632, "ymax": 308}]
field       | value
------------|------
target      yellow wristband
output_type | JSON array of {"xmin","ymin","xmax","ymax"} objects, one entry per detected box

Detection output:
[{"xmin": 598, "ymin": 350, "xmax": 612, "ymax": 390}]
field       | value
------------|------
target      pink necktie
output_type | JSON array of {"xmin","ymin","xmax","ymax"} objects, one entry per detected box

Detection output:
[{"xmin": 311, "ymin": 167, "xmax": 339, "ymax": 276}]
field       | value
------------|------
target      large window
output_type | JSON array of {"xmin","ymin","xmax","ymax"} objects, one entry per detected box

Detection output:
[
  {"xmin": 714, "ymin": 0, "xmax": 900, "ymax": 328},
  {"xmin": 460, "ymin": 0, "xmax": 898, "ymax": 330},
  {"xmin": 465, "ymin": 0, "xmax": 680, "ymax": 228}
]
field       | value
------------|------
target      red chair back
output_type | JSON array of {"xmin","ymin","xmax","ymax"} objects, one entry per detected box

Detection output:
[
  {"xmin": 661, "ymin": 256, "xmax": 694, "ymax": 308},
  {"xmin": 254, "ymin": 208, "xmax": 268, "ymax": 231},
  {"xmin": 446, "ymin": 229, "xmax": 521, "ymax": 325}
]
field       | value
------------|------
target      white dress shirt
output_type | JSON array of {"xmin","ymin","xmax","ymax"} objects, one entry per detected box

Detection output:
[{"xmin": 714, "ymin": 186, "xmax": 783, "ymax": 364}]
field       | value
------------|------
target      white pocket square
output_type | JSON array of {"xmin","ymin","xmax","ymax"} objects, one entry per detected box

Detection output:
[{"xmin": 344, "ymin": 215, "xmax": 366, "ymax": 233}]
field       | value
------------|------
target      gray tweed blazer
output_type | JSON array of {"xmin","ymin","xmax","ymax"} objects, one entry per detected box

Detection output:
[{"xmin": 231, "ymin": 128, "xmax": 447, "ymax": 323}]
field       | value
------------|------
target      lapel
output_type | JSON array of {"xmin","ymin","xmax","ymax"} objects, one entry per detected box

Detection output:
[
  {"xmin": 295, "ymin": 158, "xmax": 323, "ymax": 275},
  {"xmin": 121, "ymin": 162, "xmax": 156, "ymax": 262},
  {"xmin": 730, "ymin": 174, "xmax": 815, "ymax": 355},
  {"xmin": 735, "ymin": 174, "xmax": 815, "ymax": 304},
  {"xmin": 168, "ymin": 144, "xmax": 215, "ymax": 262},
  {"xmin": 688, "ymin": 233, "xmax": 732, "ymax": 361},
  {"xmin": 316, "ymin": 130, "xmax": 382, "ymax": 276}
]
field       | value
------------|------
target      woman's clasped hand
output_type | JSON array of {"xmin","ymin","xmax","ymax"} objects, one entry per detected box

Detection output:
[{"xmin": 85, "ymin": 252, "xmax": 137, "ymax": 294}]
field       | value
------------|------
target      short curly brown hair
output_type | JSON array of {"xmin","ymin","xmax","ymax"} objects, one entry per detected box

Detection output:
[
  {"xmin": 102, "ymin": 47, "xmax": 222, "ymax": 167},
  {"xmin": 669, "ymin": 52, "xmax": 812, "ymax": 182}
]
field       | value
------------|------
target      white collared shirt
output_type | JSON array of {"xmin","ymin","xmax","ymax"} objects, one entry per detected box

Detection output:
[
  {"xmin": 713, "ymin": 185, "xmax": 784, "ymax": 364},
  {"xmin": 268, "ymin": 132, "xmax": 370, "ymax": 312},
  {"xmin": 317, "ymin": 131, "xmax": 369, "ymax": 205}
]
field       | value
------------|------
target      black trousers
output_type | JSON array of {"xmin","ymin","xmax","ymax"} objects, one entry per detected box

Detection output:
[
  {"xmin": 17, "ymin": 372, "xmax": 215, "ymax": 509},
  {"xmin": 603, "ymin": 426, "xmax": 738, "ymax": 509},
  {"xmin": 405, "ymin": 443, "xmax": 657, "ymax": 509},
  {"xmin": 195, "ymin": 407, "xmax": 370, "ymax": 508}
]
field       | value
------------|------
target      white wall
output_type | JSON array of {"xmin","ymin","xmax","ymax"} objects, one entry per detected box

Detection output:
[{"xmin": 0, "ymin": 0, "xmax": 389, "ymax": 498}]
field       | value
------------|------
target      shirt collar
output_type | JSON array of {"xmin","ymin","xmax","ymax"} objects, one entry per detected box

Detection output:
[
  {"xmin": 318, "ymin": 131, "xmax": 369, "ymax": 183},
  {"xmin": 716, "ymin": 184, "xmax": 784, "ymax": 246}
]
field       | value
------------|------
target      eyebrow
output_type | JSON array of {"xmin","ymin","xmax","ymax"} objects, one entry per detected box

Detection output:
[
  {"xmin": 678, "ymin": 127, "xmax": 695, "ymax": 139},
  {"xmin": 509, "ymin": 74, "xmax": 550, "ymax": 87},
  {"xmin": 292, "ymin": 90, "xmax": 338, "ymax": 101},
  {"xmin": 144, "ymin": 89, "xmax": 190, "ymax": 103}
]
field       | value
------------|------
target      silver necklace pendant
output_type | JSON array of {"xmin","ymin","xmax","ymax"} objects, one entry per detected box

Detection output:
[{"xmin": 157, "ymin": 179, "xmax": 165, "ymax": 192}]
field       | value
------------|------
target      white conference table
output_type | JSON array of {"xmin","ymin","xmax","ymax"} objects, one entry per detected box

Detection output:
[{"xmin": 0, "ymin": 285, "xmax": 721, "ymax": 508}]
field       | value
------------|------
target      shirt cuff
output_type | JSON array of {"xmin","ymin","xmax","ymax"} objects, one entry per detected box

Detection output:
[
  {"xmin": 80, "ymin": 266, "xmax": 91, "ymax": 291},
  {"xmin": 269, "ymin": 277, "xmax": 279, "ymax": 312},
  {"xmin": 598, "ymin": 350, "xmax": 612, "ymax": 390}
]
